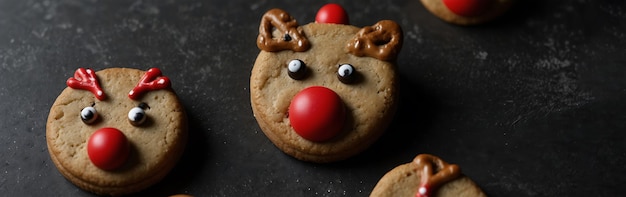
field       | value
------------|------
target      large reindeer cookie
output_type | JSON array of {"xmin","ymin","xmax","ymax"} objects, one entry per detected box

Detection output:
[
  {"xmin": 370, "ymin": 154, "xmax": 486, "ymax": 197},
  {"xmin": 250, "ymin": 4, "xmax": 403, "ymax": 163},
  {"xmin": 46, "ymin": 68, "xmax": 187, "ymax": 195}
]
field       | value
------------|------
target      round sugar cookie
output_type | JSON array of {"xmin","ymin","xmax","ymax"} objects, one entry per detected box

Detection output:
[
  {"xmin": 250, "ymin": 5, "xmax": 403, "ymax": 163},
  {"xmin": 370, "ymin": 154, "xmax": 486, "ymax": 197},
  {"xmin": 46, "ymin": 67, "xmax": 187, "ymax": 195}
]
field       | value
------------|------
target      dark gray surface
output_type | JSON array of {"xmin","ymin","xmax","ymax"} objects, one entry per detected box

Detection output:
[{"xmin": 1, "ymin": 0, "xmax": 625, "ymax": 196}]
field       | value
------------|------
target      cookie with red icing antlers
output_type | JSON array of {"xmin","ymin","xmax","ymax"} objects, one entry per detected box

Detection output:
[
  {"xmin": 251, "ymin": 4, "xmax": 403, "ymax": 163},
  {"xmin": 370, "ymin": 154, "xmax": 486, "ymax": 197},
  {"xmin": 421, "ymin": 0, "xmax": 514, "ymax": 25},
  {"xmin": 47, "ymin": 68, "xmax": 187, "ymax": 195}
]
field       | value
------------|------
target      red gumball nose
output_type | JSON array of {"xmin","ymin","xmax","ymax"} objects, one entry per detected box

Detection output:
[
  {"xmin": 315, "ymin": 3, "xmax": 349, "ymax": 25},
  {"xmin": 443, "ymin": 0, "xmax": 493, "ymax": 17},
  {"xmin": 289, "ymin": 86, "xmax": 346, "ymax": 142},
  {"xmin": 87, "ymin": 127, "xmax": 130, "ymax": 170}
]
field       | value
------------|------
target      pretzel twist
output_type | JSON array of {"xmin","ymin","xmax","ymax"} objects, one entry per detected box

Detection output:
[
  {"xmin": 257, "ymin": 9, "xmax": 310, "ymax": 52},
  {"xmin": 347, "ymin": 20, "xmax": 403, "ymax": 61},
  {"xmin": 413, "ymin": 154, "xmax": 461, "ymax": 197}
]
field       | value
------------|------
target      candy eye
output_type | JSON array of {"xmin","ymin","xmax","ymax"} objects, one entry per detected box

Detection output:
[
  {"xmin": 288, "ymin": 59, "xmax": 307, "ymax": 80},
  {"xmin": 337, "ymin": 64, "xmax": 356, "ymax": 84},
  {"xmin": 81, "ymin": 106, "xmax": 99, "ymax": 124},
  {"xmin": 128, "ymin": 103, "xmax": 148, "ymax": 126}
]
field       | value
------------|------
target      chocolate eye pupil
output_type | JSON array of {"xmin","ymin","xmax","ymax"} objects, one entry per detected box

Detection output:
[
  {"xmin": 288, "ymin": 59, "xmax": 307, "ymax": 80},
  {"xmin": 81, "ymin": 106, "xmax": 98, "ymax": 124},
  {"xmin": 337, "ymin": 64, "xmax": 355, "ymax": 84}
]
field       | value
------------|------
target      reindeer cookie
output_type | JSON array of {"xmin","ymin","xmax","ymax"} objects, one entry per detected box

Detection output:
[
  {"xmin": 250, "ymin": 5, "xmax": 403, "ymax": 163},
  {"xmin": 46, "ymin": 68, "xmax": 187, "ymax": 195},
  {"xmin": 370, "ymin": 154, "xmax": 486, "ymax": 197},
  {"xmin": 421, "ymin": 0, "xmax": 514, "ymax": 25}
]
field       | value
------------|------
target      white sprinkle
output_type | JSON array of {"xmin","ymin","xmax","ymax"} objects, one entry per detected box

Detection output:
[
  {"xmin": 476, "ymin": 51, "xmax": 488, "ymax": 60},
  {"xmin": 419, "ymin": 187, "xmax": 427, "ymax": 195}
]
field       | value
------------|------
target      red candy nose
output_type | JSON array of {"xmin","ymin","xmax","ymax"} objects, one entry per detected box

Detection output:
[
  {"xmin": 443, "ymin": 0, "xmax": 493, "ymax": 17},
  {"xmin": 289, "ymin": 86, "xmax": 346, "ymax": 142},
  {"xmin": 315, "ymin": 3, "xmax": 349, "ymax": 25},
  {"xmin": 87, "ymin": 127, "xmax": 130, "ymax": 170}
]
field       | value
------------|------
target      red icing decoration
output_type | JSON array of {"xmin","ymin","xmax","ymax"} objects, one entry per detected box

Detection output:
[
  {"xmin": 416, "ymin": 162, "xmax": 434, "ymax": 197},
  {"xmin": 416, "ymin": 183, "xmax": 431, "ymax": 197},
  {"xmin": 442, "ymin": 0, "xmax": 493, "ymax": 17},
  {"xmin": 87, "ymin": 127, "xmax": 130, "ymax": 170},
  {"xmin": 315, "ymin": 3, "xmax": 349, "ymax": 25},
  {"xmin": 288, "ymin": 86, "xmax": 345, "ymax": 142},
  {"xmin": 128, "ymin": 68, "xmax": 171, "ymax": 100},
  {"xmin": 67, "ymin": 68, "xmax": 106, "ymax": 100}
]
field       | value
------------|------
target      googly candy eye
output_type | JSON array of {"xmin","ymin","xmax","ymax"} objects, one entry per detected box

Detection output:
[
  {"xmin": 288, "ymin": 59, "xmax": 307, "ymax": 80},
  {"xmin": 128, "ymin": 107, "xmax": 146, "ymax": 126},
  {"xmin": 80, "ymin": 106, "xmax": 99, "ymax": 124},
  {"xmin": 128, "ymin": 104, "xmax": 148, "ymax": 126},
  {"xmin": 337, "ymin": 64, "xmax": 355, "ymax": 84}
]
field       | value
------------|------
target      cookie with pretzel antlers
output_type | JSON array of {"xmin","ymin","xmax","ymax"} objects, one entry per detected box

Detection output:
[
  {"xmin": 250, "ymin": 4, "xmax": 403, "ymax": 163},
  {"xmin": 370, "ymin": 154, "xmax": 486, "ymax": 197},
  {"xmin": 46, "ymin": 68, "xmax": 187, "ymax": 195}
]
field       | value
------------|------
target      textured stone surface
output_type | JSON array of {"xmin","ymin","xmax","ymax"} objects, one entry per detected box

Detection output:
[{"xmin": 0, "ymin": 0, "xmax": 625, "ymax": 196}]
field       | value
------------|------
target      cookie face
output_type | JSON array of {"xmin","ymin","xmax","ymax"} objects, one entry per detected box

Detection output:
[
  {"xmin": 250, "ymin": 7, "xmax": 402, "ymax": 162},
  {"xmin": 46, "ymin": 68, "xmax": 187, "ymax": 195},
  {"xmin": 370, "ymin": 154, "xmax": 486, "ymax": 197},
  {"xmin": 421, "ymin": 0, "xmax": 514, "ymax": 25}
]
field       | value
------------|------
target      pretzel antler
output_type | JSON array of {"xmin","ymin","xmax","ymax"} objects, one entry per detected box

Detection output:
[
  {"xmin": 128, "ymin": 68, "xmax": 171, "ymax": 100},
  {"xmin": 347, "ymin": 20, "xmax": 403, "ymax": 61},
  {"xmin": 413, "ymin": 154, "xmax": 461, "ymax": 197},
  {"xmin": 257, "ymin": 8, "xmax": 310, "ymax": 52},
  {"xmin": 67, "ymin": 68, "xmax": 106, "ymax": 100}
]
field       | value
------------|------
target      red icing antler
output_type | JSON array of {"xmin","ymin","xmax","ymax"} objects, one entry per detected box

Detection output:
[
  {"xmin": 128, "ymin": 68, "xmax": 171, "ymax": 100},
  {"xmin": 413, "ymin": 154, "xmax": 461, "ymax": 197},
  {"xmin": 67, "ymin": 68, "xmax": 106, "ymax": 100}
]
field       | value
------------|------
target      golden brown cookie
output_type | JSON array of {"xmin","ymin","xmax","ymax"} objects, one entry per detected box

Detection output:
[
  {"xmin": 420, "ymin": 0, "xmax": 514, "ymax": 25},
  {"xmin": 370, "ymin": 154, "xmax": 486, "ymax": 197},
  {"xmin": 250, "ymin": 6, "xmax": 403, "ymax": 163},
  {"xmin": 46, "ymin": 68, "xmax": 187, "ymax": 195}
]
